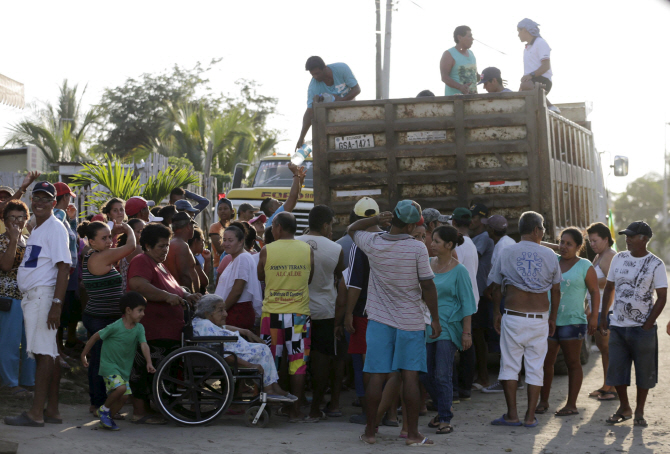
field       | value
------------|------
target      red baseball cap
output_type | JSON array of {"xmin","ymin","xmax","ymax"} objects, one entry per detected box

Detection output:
[
  {"xmin": 54, "ymin": 182, "xmax": 76, "ymax": 198},
  {"xmin": 250, "ymin": 214, "xmax": 267, "ymax": 225},
  {"xmin": 125, "ymin": 196, "xmax": 150, "ymax": 216}
]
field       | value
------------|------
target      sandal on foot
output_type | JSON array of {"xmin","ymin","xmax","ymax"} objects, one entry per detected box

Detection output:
[
  {"xmin": 8, "ymin": 387, "xmax": 33, "ymax": 399},
  {"xmin": 407, "ymin": 436, "xmax": 434, "ymax": 447},
  {"xmin": 598, "ymin": 391, "xmax": 618, "ymax": 401},
  {"xmin": 43, "ymin": 410, "xmax": 63, "ymax": 424},
  {"xmin": 491, "ymin": 414, "xmax": 522, "ymax": 426},
  {"xmin": 524, "ymin": 417, "xmax": 539, "ymax": 428},
  {"xmin": 436, "ymin": 424, "xmax": 453, "ymax": 434},
  {"xmin": 606, "ymin": 413, "xmax": 632, "ymax": 424},
  {"xmin": 382, "ymin": 415, "xmax": 399, "ymax": 427},
  {"xmin": 130, "ymin": 414, "xmax": 167, "ymax": 425},
  {"xmin": 634, "ymin": 417, "xmax": 648, "ymax": 427},
  {"xmin": 324, "ymin": 402, "xmax": 342, "ymax": 417},
  {"xmin": 535, "ymin": 405, "xmax": 549, "ymax": 414},
  {"xmin": 554, "ymin": 409, "xmax": 579, "ymax": 417},
  {"xmin": 4, "ymin": 411, "xmax": 44, "ymax": 427},
  {"xmin": 588, "ymin": 388, "xmax": 607, "ymax": 398},
  {"xmin": 427, "ymin": 416, "xmax": 440, "ymax": 428}
]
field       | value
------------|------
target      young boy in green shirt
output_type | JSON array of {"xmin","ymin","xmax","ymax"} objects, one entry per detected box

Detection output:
[{"xmin": 81, "ymin": 292, "xmax": 154, "ymax": 431}]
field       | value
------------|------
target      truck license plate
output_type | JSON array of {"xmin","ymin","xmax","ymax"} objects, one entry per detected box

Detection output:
[{"xmin": 335, "ymin": 134, "xmax": 374, "ymax": 150}]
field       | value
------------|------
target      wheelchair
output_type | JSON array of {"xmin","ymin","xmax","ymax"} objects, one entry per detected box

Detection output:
[{"xmin": 151, "ymin": 311, "xmax": 271, "ymax": 427}]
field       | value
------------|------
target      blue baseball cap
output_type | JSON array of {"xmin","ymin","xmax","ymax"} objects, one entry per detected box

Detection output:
[
  {"xmin": 32, "ymin": 181, "xmax": 56, "ymax": 197},
  {"xmin": 394, "ymin": 200, "xmax": 424, "ymax": 225},
  {"xmin": 175, "ymin": 199, "xmax": 198, "ymax": 213}
]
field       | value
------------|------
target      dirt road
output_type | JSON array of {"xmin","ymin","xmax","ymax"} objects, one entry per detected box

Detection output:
[{"xmin": 2, "ymin": 309, "xmax": 670, "ymax": 454}]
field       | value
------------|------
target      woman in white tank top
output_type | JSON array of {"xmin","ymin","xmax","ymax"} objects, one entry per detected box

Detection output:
[{"xmin": 586, "ymin": 223, "xmax": 617, "ymax": 401}]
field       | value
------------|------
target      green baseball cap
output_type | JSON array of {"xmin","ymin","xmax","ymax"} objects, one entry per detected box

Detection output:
[
  {"xmin": 394, "ymin": 200, "xmax": 423, "ymax": 225},
  {"xmin": 452, "ymin": 207, "xmax": 472, "ymax": 222}
]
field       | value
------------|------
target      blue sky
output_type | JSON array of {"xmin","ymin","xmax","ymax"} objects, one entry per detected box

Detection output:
[{"xmin": 2, "ymin": 0, "xmax": 669, "ymax": 194}]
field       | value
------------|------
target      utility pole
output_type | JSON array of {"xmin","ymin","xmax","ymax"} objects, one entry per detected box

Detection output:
[
  {"xmin": 382, "ymin": 0, "xmax": 393, "ymax": 99},
  {"xmin": 664, "ymin": 122, "xmax": 670, "ymax": 228},
  {"xmin": 375, "ymin": 0, "xmax": 382, "ymax": 100}
]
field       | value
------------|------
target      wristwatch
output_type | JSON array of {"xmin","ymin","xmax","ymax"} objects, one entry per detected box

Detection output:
[
  {"xmin": 530, "ymin": 71, "xmax": 536, "ymax": 77},
  {"xmin": 52, "ymin": 298, "xmax": 62, "ymax": 305}
]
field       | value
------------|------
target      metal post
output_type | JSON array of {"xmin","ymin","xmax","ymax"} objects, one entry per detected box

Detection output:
[
  {"xmin": 665, "ymin": 122, "xmax": 669, "ymax": 227},
  {"xmin": 375, "ymin": 0, "xmax": 382, "ymax": 100},
  {"xmin": 382, "ymin": 0, "xmax": 392, "ymax": 99}
]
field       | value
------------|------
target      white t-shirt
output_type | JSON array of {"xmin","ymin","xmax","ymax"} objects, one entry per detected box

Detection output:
[
  {"xmin": 456, "ymin": 236, "xmax": 480, "ymax": 308},
  {"xmin": 214, "ymin": 252, "xmax": 263, "ymax": 317},
  {"xmin": 606, "ymin": 251, "xmax": 668, "ymax": 327},
  {"xmin": 296, "ymin": 234, "xmax": 342, "ymax": 320},
  {"xmin": 523, "ymin": 37, "xmax": 553, "ymax": 80},
  {"xmin": 488, "ymin": 235, "xmax": 517, "ymax": 285},
  {"xmin": 18, "ymin": 215, "xmax": 72, "ymax": 293}
]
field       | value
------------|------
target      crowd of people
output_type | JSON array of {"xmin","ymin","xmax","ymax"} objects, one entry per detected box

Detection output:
[
  {"xmin": 0, "ymin": 18, "xmax": 667, "ymax": 445},
  {"xmin": 0, "ymin": 164, "xmax": 667, "ymax": 446}
]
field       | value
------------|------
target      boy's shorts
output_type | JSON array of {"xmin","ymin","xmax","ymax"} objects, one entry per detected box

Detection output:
[
  {"xmin": 260, "ymin": 312, "xmax": 311, "ymax": 375},
  {"xmin": 104, "ymin": 375, "xmax": 132, "ymax": 395}
]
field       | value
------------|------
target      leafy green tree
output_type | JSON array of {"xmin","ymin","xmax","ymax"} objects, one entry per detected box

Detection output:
[
  {"xmin": 611, "ymin": 172, "xmax": 667, "ymax": 255},
  {"xmin": 4, "ymin": 80, "xmax": 99, "ymax": 162},
  {"xmin": 94, "ymin": 59, "xmax": 223, "ymax": 158}
]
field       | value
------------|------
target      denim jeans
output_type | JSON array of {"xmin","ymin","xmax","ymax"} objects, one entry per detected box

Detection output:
[
  {"xmin": 0, "ymin": 298, "xmax": 36, "ymax": 387},
  {"xmin": 82, "ymin": 314, "xmax": 118, "ymax": 407},
  {"xmin": 420, "ymin": 340, "xmax": 457, "ymax": 423}
]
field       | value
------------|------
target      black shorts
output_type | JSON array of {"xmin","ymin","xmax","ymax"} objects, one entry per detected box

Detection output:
[
  {"xmin": 531, "ymin": 75, "xmax": 552, "ymax": 94},
  {"xmin": 310, "ymin": 318, "xmax": 347, "ymax": 357},
  {"xmin": 472, "ymin": 296, "xmax": 491, "ymax": 330}
]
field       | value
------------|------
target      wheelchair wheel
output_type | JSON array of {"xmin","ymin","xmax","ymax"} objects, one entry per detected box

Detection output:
[
  {"xmin": 244, "ymin": 405, "xmax": 270, "ymax": 428},
  {"xmin": 152, "ymin": 346, "xmax": 234, "ymax": 426}
]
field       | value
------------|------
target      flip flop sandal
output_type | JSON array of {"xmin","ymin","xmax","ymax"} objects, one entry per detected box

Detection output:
[
  {"xmin": 634, "ymin": 418, "xmax": 648, "ymax": 427},
  {"xmin": 4, "ymin": 411, "xmax": 45, "ymax": 427},
  {"xmin": 598, "ymin": 392, "xmax": 618, "ymax": 401},
  {"xmin": 43, "ymin": 410, "xmax": 63, "ymax": 424},
  {"xmin": 399, "ymin": 433, "xmax": 408, "ymax": 439},
  {"xmin": 524, "ymin": 417, "xmax": 539, "ymax": 428},
  {"xmin": 588, "ymin": 388, "xmax": 607, "ymax": 398},
  {"xmin": 606, "ymin": 413, "xmax": 632, "ymax": 424},
  {"xmin": 554, "ymin": 409, "xmax": 579, "ymax": 417},
  {"xmin": 428, "ymin": 416, "xmax": 440, "ymax": 428},
  {"xmin": 130, "ymin": 414, "xmax": 167, "ymax": 425},
  {"xmin": 407, "ymin": 436, "xmax": 435, "ymax": 447},
  {"xmin": 324, "ymin": 403, "xmax": 343, "ymax": 417},
  {"xmin": 436, "ymin": 424, "xmax": 453, "ymax": 434},
  {"xmin": 9, "ymin": 388, "xmax": 33, "ymax": 399},
  {"xmin": 535, "ymin": 406, "xmax": 549, "ymax": 414},
  {"xmin": 382, "ymin": 416, "xmax": 399, "ymax": 427},
  {"xmin": 491, "ymin": 414, "xmax": 523, "ymax": 426}
]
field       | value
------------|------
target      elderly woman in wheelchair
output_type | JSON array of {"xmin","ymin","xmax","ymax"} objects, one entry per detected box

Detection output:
[{"xmin": 192, "ymin": 294, "xmax": 297, "ymax": 403}]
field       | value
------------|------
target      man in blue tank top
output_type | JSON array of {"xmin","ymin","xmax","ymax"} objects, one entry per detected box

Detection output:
[
  {"xmin": 296, "ymin": 56, "xmax": 361, "ymax": 151},
  {"xmin": 440, "ymin": 26, "xmax": 479, "ymax": 96}
]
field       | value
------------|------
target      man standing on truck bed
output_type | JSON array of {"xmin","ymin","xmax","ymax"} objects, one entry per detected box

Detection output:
[
  {"xmin": 260, "ymin": 162, "xmax": 306, "ymax": 228},
  {"xmin": 488, "ymin": 211, "xmax": 561, "ymax": 428},
  {"xmin": 441, "ymin": 26, "xmax": 478, "ymax": 96},
  {"xmin": 295, "ymin": 56, "xmax": 361, "ymax": 151}
]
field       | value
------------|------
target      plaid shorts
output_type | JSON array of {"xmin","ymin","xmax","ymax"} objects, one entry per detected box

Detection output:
[
  {"xmin": 104, "ymin": 375, "xmax": 132, "ymax": 395},
  {"xmin": 260, "ymin": 313, "xmax": 311, "ymax": 375}
]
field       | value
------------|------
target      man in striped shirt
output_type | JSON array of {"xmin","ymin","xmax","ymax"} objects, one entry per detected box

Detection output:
[{"xmin": 348, "ymin": 200, "xmax": 440, "ymax": 447}]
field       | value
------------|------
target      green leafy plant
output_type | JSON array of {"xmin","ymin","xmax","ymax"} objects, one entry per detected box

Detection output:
[
  {"xmin": 70, "ymin": 158, "xmax": 198, "ymax": 211},
  {"xmin": 142, "ymin": 168, "xmax": 199, "ymax": 205}
]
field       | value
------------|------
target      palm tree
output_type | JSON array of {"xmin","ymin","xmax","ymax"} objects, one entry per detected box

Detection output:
[{"xmin": 4, "ymin": 80, "xmax": 99, "ymax": 162}]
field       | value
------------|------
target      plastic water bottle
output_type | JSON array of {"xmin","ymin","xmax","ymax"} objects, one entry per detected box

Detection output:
[
  {"xmin": 292, "ymin": 143, "xmax": 312, "ymax": 165},
  {"xmin": 320, "ymin": 93, "xmax": 336, "ymax": 103}
]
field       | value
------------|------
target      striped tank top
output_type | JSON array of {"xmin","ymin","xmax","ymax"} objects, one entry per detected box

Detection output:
[{"xmin": 82, "ymin": 251, "xmax": 124, "ymax": 318}]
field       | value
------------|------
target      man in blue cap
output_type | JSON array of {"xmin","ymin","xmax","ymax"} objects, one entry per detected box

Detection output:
[{"xmin": 348, "ymin": 200, "xmax": 440, "ymax": 447}]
